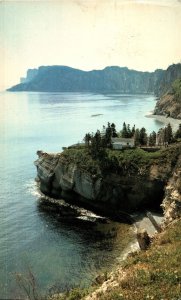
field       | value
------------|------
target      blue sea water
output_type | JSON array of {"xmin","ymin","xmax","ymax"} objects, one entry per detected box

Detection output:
[{"xmin": 0, "ymin": 91, "xmax": 164, "ymax": 298}]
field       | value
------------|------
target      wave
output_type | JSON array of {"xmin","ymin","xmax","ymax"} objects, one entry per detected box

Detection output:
[{"xmin": 25, "ymin": 179, "xmax": 41, "ymax": 197}]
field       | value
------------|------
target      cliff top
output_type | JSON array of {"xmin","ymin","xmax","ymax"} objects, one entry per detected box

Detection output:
[
  {"xmin": 8, "ymin": 63, "xmax": 181, "ymax": 93},
  {"xmin": 61, "ymin": 142, "xmax": 181, "ymax": 179}
]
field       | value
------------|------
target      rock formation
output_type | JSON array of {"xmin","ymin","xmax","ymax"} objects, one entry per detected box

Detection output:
[
  {"xmin": 161, "ymin": 151, "xmax": 181, "ymax": 225},
  {"xmin": 154, "ymin": 78, "xmax": 181, "ymax": 119},
  {"xmin": 7, "ymin": 65, "xmax": 164, "ymax": 93},
  {"xmin": 8, "ymin": 64, "xmax": 181, "ymax": 122},
  {"xmin": 34, "ymin": 143, "xmax": 181, "ymax": 218},
  {"xmin": 154, "ymin": 63, "xmax": 181, "ymax": 97},
  {"xmin": 136, "ymin": 229, "xmax": 150, "ymax": 250}
]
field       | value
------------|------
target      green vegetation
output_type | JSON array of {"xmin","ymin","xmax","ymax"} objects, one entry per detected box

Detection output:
[
  {"xmin": 61, "ymin": 147, "xmax": 158, "ymax": 176},
  {"xmin": 51, "ymin": 122, "xmax": 181, "ymax": 300},
  {"xmin": 62, "ymin": 122, "xmax": 181, "ymax": 177},
  {"xmin": 157, "ymin": 123, "xmax": 173, "ymax": 146},
  {"xmin": 172, "ymin": 78, "xmax": 181, "ymax": 101},
  {"xmin": 62, "ymin": 148, "xmax": 101, "ymax": 175},
  {"xmin": 121, "ymin": 122, "xmax": 135, "ymax": 138},
  {"xmin": 47, "ymin": 287, "xmax": 89, "ymax": 300},
  {"xmin": 97, "ymin": 218, "xmax": 181, "ymax": 300},
  {"xmin": 104, "ymin": 148, "xmax": 161, "ymax": 174},
  {"xmin": 82, "ymin": 122, "xmax": 181, "ymax": 161},
  {"xmin": 47, "ymin": 219, "xmax": 181, "ymax": 300},
  {"xmin": 62, "ymin": 138, "xmax": 181, "ymax": 177}
]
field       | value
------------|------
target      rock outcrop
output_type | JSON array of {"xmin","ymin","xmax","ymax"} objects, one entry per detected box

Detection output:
[
  {"xmin": 34, "ymin": 144, "xmax": 181, "ymax": 217},
  {"xmin": 154, "ymin": 63, "xmax": 181, "ymax": 97},
  {"xmin": 154, "ymin": 93, "xmax": 181, "ymax": 119},
  {"xmin": 154, "ymin": 78, "xmax": 181, "ymax": 119},
  {"xmin": 8, "ymin": 65, "xmax": 164, "ymax": 93},
  {"xmin": 161, "ymin": 152, "xmax": 181, "ymax": 225},
  {"xmin": 136, "ymin": 229, "xmax": 151, "ymax": 250}
]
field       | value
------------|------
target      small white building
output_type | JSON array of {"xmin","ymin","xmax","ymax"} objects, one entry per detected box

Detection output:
[{"xmin": 112, "ymin": 137, "xmax": 135, "ymax": 150}]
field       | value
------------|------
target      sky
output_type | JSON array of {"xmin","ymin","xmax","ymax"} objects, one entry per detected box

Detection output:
[{"xmin": 0, "ymin": 0, "xmax": 181, "ymax": 91}]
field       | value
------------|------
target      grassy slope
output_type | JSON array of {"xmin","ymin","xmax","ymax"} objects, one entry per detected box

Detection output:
[
  {"xmin": 97, "ymin": 219, "xmax": 181, "ymax": 300},
  {"xmin": 49, "ymin": 218, "xmax": 181, "ymax": 300},
  {"xmin": 99, "ymin": 220, "xmax": 181, "ymax": 300}
]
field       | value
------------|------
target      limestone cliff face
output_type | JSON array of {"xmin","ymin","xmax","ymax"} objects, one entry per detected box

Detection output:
[
  {"xmin": 154, "ymin": 66, "xmax": 181, "ymax": 119},
  {"xmin": 35, "ymin": 151, "xmax": 103, "ymax": 208},
  {"xmin": 8, "ymin": 65, "xmax": 163, "ymax": 93},
  {"xmin": 154, "ymin": 64, "xmax": 181, "ymax": 96},
  {"xmin": 53, "ymin": 161, "xmax": 102, "ymax": 201},
  {"xmin": 161, "ymin": 153, "xmax": 181, "ymax": 225},
  {"xmin": 154, "ymin": 93, "xmax": 181, "ymax": 119},
  {"xmin": 34, "ymin": 145, "xmax": 181, "ymax": 216}
]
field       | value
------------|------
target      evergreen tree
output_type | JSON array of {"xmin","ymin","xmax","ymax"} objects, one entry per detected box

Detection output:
[
  {"xmin": 84, "ymin": 133, "xmax": 91, "ymax": 148},
  {"xmin": 91, "ymin": 130, "xmax": 102, "ymax": 158},
  {"xmin": 101, "ymin": 125, "xmax": 106, "ymax": 137},
  {"xmin": 163, "ymin": 123, "xmax": 173, "ymax": 145},
  {"xmin": 134, "ymin": 129, "xmax": 140, "ymax": 146},
  {"xmin": 157, "ymin": 124, "xmax": 173, "ymax": 146},
  {"xmin": 131, "ymin": 125, "xmax": 136, "ymax": 137},
  {"xmin": 121, "ymin": 122, "xmax": 128, "ymax": 138},
  {"xmin": 158, "ymin": 128, "xmax": 167, "ymax": 146},
  {"xmin": 148, "ymin": 131, "xmax": 156, "ymax": 146},
  {"xmin": 111, "ymin": 123, "xmax": 118, "ymax": 137},
  {"xmin": 139, "ymin": 127, "xmax": 147, "ymax": 145},
  {"xmin": 105, "ymin": 123, "xmax": 112, "ymax": 148},
  {"xmin": 166, "ymin": 123, "xmax": 173, "ymax": 144},
  {"xmin": 127, "ymin": 124, "xmax": 132, "ymax": 138}
]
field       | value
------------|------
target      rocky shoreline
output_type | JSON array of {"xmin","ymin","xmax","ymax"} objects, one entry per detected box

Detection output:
[
  {"xmin": 146, "ymin": 111, "xmax": 181, "ymax": 131},
  {"xmin": 49, "ymin": 211, "xmax": 178, "ymax": 300},
  {"xmin": 35, "ymin": 139, "xmax": 181, "ymax": 299}
]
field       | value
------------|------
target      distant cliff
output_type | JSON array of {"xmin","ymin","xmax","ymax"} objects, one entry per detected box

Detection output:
[
  {"xmin": 154, "ymin": 63, "xmax": 181, "ymax": 96},
  {"xmin": 20, "ymin": 69, "xmax": 38, "ymax": 84},
  {"xmin": 154, "ymin": 78, "xmax": 181, "ymax": 119},
  {"xmin": 8, "ymin": 65, "xmax": 164, "ymax": 93}
]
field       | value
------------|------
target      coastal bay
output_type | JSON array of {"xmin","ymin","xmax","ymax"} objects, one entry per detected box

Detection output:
[{"xmin": 0, "ymin": 91, "xmax": 174, "ymax": 298}]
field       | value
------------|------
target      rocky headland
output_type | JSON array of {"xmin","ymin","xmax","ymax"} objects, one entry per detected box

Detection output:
[
  {"xmin": 7, "ymin": 63, "xmax": 180, "ymax": 94},
  {"xmin": 33, "ymin": 122, "xmax": 181, "ymax": 300},
  {"xmin": 27, "ymin": 62, "xmax": 181, "ymax": 299},
  {"xmin": 8, "ymin": 63, "xmax": 181, "ymax": 126},
  {"xmin": 7, "ymin": 65, "xmax": 163, "ymax": 93},
  {"xmin": 42, "ymin": 143, "xmax": 181, "ymax": 300},
  {"xmin": 35, "ymin": 143, "xmax": 181, "ymax": 221}
]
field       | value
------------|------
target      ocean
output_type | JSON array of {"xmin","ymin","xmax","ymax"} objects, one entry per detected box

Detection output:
[{"xmin": 0, "ymin": 91, "xmax": 164, "ymax": 298}]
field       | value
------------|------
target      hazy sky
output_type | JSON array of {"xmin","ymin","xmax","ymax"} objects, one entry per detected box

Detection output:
[{"xmin": 0, "ymin": 0, "xmax": 181, "ymax": 90}]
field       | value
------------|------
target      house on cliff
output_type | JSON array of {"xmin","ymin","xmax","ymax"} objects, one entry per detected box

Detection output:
[{"xmin": 111, "ymin": 137, "xmax": 135, "ymax": 150}]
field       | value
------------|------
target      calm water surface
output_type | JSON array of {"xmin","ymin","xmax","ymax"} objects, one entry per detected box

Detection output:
[{"xmin": 0, "ymin": 92, "xmax": 164, "ymax": 298}]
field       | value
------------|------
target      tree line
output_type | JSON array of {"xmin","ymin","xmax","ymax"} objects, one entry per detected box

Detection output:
[{"xmin": 83, "ymin": 122, "xmax": 181, "ymax": 159}]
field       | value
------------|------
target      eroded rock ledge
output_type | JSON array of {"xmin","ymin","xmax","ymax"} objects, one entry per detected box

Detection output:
[{"xmin": 34, "ymin": 144, "xmax": 181, "ymax": 219}]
